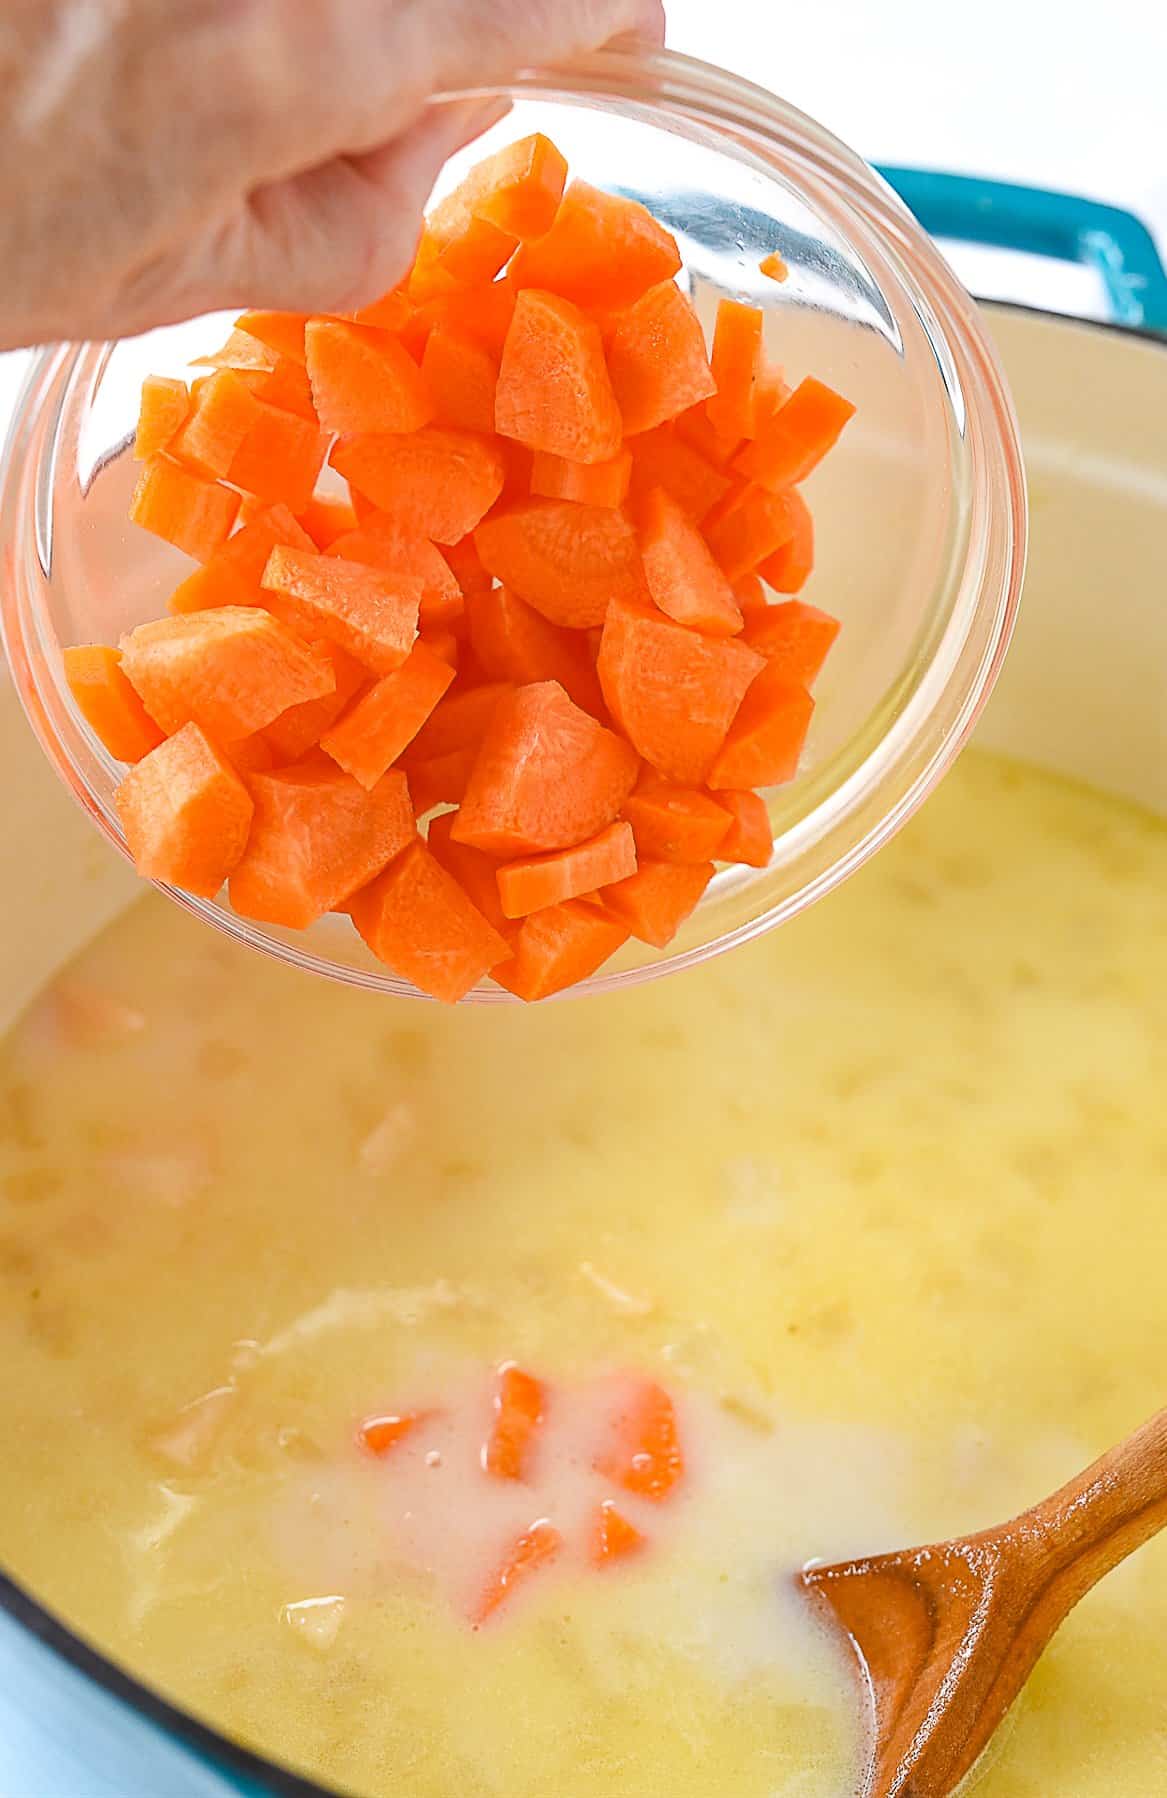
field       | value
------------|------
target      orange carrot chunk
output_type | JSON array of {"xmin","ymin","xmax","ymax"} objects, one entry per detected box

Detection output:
[
  {"xmin": 708, "ymin": 667, "xmax": 815, "ymax": 790},
  {"xmin": 327, "ymin": 520, "xmax": 464, "ymax": 626},
  {"xmin": 484, "ymin": 1365, "xmax": 548, "ymax": 1481},
  {"xmin": 497, "ymin": 820, "xmax": 637, "ymax": 919},
  {"xmin": 305, "ymin": 320, "xmax": 433, "ymax": 435},
  {"xmin": 330, "ymin": 428, "xmax": 505, "ymax": 544},
  {"xmin": 597, "ymin": 597, "xmax": 764, "ymax": 785},
  {"xmin": 298, "ymin": 497, "xmax": 359, "ymax": 551},
  {"xmin": 706, "ymin": 299, "xmax": 765, "ymax": 442},
  {"xmin": 411, "ymin": 280, "xmax": 519, "ymax": 360},
  {"xmin": 405, "ymin": 748, "xmax": 478, "ymax": 818},
  {"xmin": 356, "ymin": 1412, "xmax": 428, "ymax": 1457},
  {"xmin": 130, "ymin": 457, "xmax": 240, "ymax": 563},
  {"xmin": 421, "ymin": 327, "xmax": 499, "ymax": 435},
  {"xmin": 120, "ymin": 607, "xmax": 334, "ymax": 740},
  {"xmin": 704, "ymin": 483, "xmax": 799, "ymax": 584},
  {"xmin": 230, "ymin": 765, "xmax": 414, "ymax": 928},
  {"xmin": 475, "ymin": 500, "xmax": 644, "ymax": 631},
  {"xmin": 134, "ymin": 376, "xmax": 190, "ymax": 461},
  {"xmin": 510, "ymin": 180, "xmax": 681, "ymax": 311},
  {"xmin": 169, "ymin": 504, "xmax": 316, "ymax": 614},
  {"xmin": 628, "ymin": 425, "xmax": 732, "ymax": 523},
  {"xmin": 226, "ymin": 734, "xmax": 277, "ymax": 776},
  {"xmin": 442, "ymin": 534, "xmax": 491, "ymax": 599},
  {"xmin": 321, "ymin": 643, "xmax": 455, "ymax": 789},
  {"xmin": 407, "ymin": 683, "xmax": 513, "ymax": 764},
  {"xmin": 234, "ymin": 311, "xmax": 311, "ymax": 364},
  {"xmin": 531, "ymin": 447, "xmax": 632, "ymax": 510},
  {"xmin": 623, "ymin": 778, "xmax": 731, "ymax": 864},
  {"xmin": 734, "ymin": 376, "xmax": 856, "ymax": 489},
  {"xmin": 759, "ymin": 251, "xmax": 789, "ymax": 282},
  {"xmin": 463, "ymin": 133, "xmax": 568, "ymax": 240},
  {"xmin": 756, "ymin": 490, "xmax": 815, "ymax": 594},
  {"xmin": 426, "ymin": 812, "xmax": 514, "ymax": 939},
  {"xmin": 252, "ymin": 356, "xmax": 318, "ymax": 420},
  {"xmin": 464, "ymin": 587, "xmax": 601, "ymax": 717},
  {"xmin": 600, "ymin": 860, "xmax": 714, "ymax": 948},
  {"xmin": 496, "ymin": 289, "xmax": 622, "ymax": 464},
  {"xmin": 716, "ymin": 789, "xmax": 773, "ymax": 867},
  {"xmin": 742, "ymin": 599, "xmax": 840, "ymax": 687},
  {"xmin": 261, "ymin": 546, "xmax": 421, "ymax": 675},
  {"xmin": 637, "ymin": 485, "xmax": 743, "ymax": 636},
  {"xmin": 64, "ymin": 646, "xmax": 165, "ymax": 763},
  {"xmin": 194, "ymin": 329, "xmax": 279, "ymax": 375},
  {"xmin": 170, "ymin": 369, "xmax": 263, "ymax": 478},
  {"xmin": 350, "ymin": 838, "xmax": 512, "ymax": 1003},
  {"xmin": 591, "ymin": 1499, "xmax": 647, "ymax": 1568},
  {"xmin": 597, "ymin": 1380, "xmax": 684, "ymax": 1501},
  {"xmin": 733, "ymin": 574, "xmax": 768, "ymax": 618},
  {"xmin": 454, "ymin": 681, "xmax": 639, "ymax": 856},
  {"xmin": 115, "ymin": 723, "xmax": 253, "ymax": 898},
  {"xmin": 607, "ymin": 281, "xmax": 716, "ymax": 436},
  {"xmin": 492, "ymin": 900, "xmax": 630, "ymax": 1000},
  {"xmin": 227, "ymin": 401, "xmax": 329, "ymax": 514},
  {"xmin": 350, "ymin": 287, "xmax": 413, "ymax": 333},
  {"xmin": 263, "ymin": 643, "xmax": 369, "ymax": 762},
  {"xmin": 471, "ymin": 1519, "xmax": 563, "ymax": 1627}
]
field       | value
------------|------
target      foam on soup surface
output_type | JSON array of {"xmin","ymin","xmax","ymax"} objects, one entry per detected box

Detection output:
[{"xmin": 0, "ymin": 753, "xmax": 1165, "ymax": 1797}]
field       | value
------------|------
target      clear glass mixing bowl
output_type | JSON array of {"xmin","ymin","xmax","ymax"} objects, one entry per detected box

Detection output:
[{"xmin": 0, "ymin": 47, "xmax": 1026, "ymax": 1001}]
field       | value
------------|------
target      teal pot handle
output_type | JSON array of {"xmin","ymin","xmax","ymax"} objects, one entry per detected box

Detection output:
[{"xmin": 877, "ymin": 167, "xmax": 1167, "ymax": 332}]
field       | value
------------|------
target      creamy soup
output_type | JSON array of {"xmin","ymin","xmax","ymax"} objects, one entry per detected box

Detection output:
[{"xmin": 0, "ymin": 752, "xmax": 1165, "ymax": 1797}]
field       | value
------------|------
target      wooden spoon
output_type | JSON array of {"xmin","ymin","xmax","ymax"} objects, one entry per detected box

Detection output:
[{"xmin": 800, "ymin": 1406, "xmax": 1167, "ymax": 1798}]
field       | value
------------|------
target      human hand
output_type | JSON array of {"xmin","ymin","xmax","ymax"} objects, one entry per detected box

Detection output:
[{"xmin": 0, "ymin": 0, "xmax": 665, "ymax": 351}]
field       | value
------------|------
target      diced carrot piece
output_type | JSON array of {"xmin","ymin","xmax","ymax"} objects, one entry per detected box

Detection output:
[
  {"xmin": 591, "ymin": 1500, "xmax": 647, "ymax": 1568},
  {"xmin": 734, "ymin": 377, "xmax": 856, "ymax": 489},
  {"xmin": 169, "ymin": 504, "xmax": 315, "ymax": 613},
  {"xmin": 328, "ymin": 519, "xmax": 464, "ymax": 627},
  {"xmin": 115, "ymin": 723, "xmax": 253, "ymax": 898},
  {"xmin": 484, "ymin": 1365, "xmax": 547, "ymax": 1481},
  {"xmin": 607, "ymin": 282, "xmax": 716, "ymax": 435},
  {"xmin": 130, "ymin": 457, "xmax": 240, "ymax": 563},
  {"xmin": 674, "ymin": 399, "xmax": 741, "ymax": 469},
  {"xmin": 597, "ymin": 597, "xmax": 764, "ymax": 784},
  {"xmin": 442, "ymin": 534, "xmax": 491, "ymax": 599},
  {"xmin": 704, "ymin": 483, "xmax": 798, "ymax": 583},
  {"xmin": 706, "ymin": 299, "xmax": 765, "ymax": 442},
  {"xmin": 227, "ymin": 402, "xmax": 330, "ymax": 514},
  {"xmin": 475, "ymin": 500, "xmax": 644, "ymax": 631},
  {"xmin": 411, "ymin": 213, "xmax": 514, "ymax": 303},
  {"xmin": 350, "ymin": 287, "xmax": 413, "ymax": 333},
  {"xmin": 264, "ymin": 643, "xmax": 368, "ymax": 761},
  {"xmin": 234, "ymin": 311, "xmax": 310, "ymax": 365},
  {"xmin": 420, "ymin": 327, "xmax": 498, "ymax": 435},
  {"xmin": 194, "ymin": 329, "xmax": 279, "ymax": 374},
  {"xmin": 510, "ymin": 180, "xmax": 681, "ymax": 311},
  {"xmin": 622, "ymin": 778, "xmax": 730, "ymax": 864},
  {"xmin": 530, "ymin": 447, "xmax": 631, "ymax": 510},
  {"xmin": 419, "ymin": 623, "xmax": 460, "ymax": 667},
  {"xmin": 708, "ymin": 667, "xmax": 815, "ymax": 789},
  {"xmin": 628, "ymin": 425, "xmax": 731, "ymax": 523},
  {"xmin": 759, "ymin": 251, "xmax": 789, "ymax": 282},
  {"xmin": 305, "ymin": 320, "xmax": 433, "ymax": 435},
  {"xmin": 755, "ymin": 363, "xmax": 793, "ymax": 425},
  {"xmin": 405, "ymin": 747, "xmax": 478, "ymax": 817},
  {"xmin": 225, "ymin": 734, "xmax": 277, "ymax": 776},
  {"xmin": 321, "ymin": 643, "xmax": 455, "ymax": 789},
  {"xmin": 498, "ymin": 821, "xmax": 637, "ymax": 919},
  {"xmin": 597, "ymin": 1379, "xmax": 684, "ymax": 1501},
  {"xmin": 492, "ymin": 900, "xmax": 629, "ymax": 1000},
  {"xmin": 426, "ymin": 811, "xmax": 514, "ymax": 939},
  {"xmin": 298, "ymin": 496, "xmax": 359, "ymax": 551},
  {"xmin": 407, "ymin": 683, "xmax": 512, "ymax": 764},
  {"xmin": 462, "ymin": 134, "xmax": 568, "ymax": 240},
  {"xmin": 637, "ymin": 486, "xmax": 743, "ymax": 636},
  {"xmin": 134, "ymin": 376, "xmax": 190, "ymax": 462},
  {"xmin": 756, "ymin": 490, "xmax": 815, "ymax": 593},
  {"xmin": 64, "ymin": 645, "xmax": 165, "ymax": 763},
  {"xmin": 330, "ymin": 428, "xmax": 506, "ymax": 545},
  {"xmin": 261, "ymin": 547, "xmax": 421, "ymax": 676},
  {"xmin": 411, "ymin": 280, "xmax": 519, "ymax": 359},
  {"xmin": 733, "ymin": 574, "xmax": 768, "ymax": 618},
  {"xmin": 121, "ymin": 607, "xmax": 334, "ymax": 739},
  {"xmin": 253, "ymin": 356, "xmax": 318, "ymax": 420},
  {"xmin": 600, "ymin": 859, "xmax": 713, "ymax": 948},
  {"xmin": 454, "ymin": 681, "xmax": 638, "ymax": 856},
  {"xmin": 170, "ymin": 369, "xmax": 263, "ymax": 478},
  {"xmin": 350, "ymin": 838, "xmax": 512, "ymax": 1003},
  {"xmin": 742, "ymin": 599, "xmax": 840, "ymax": 687},
  {"xmin": 357, "ymin": 1412, "xmax": 427, "ymax": 1457},
  {"xmin": 496, "ymin": 290, "xmax": 622, "ymax": 464},
  {"xmin": 230, "ymin": 764, "xmax": 414, "ymax": 928},
  {"xmin": 716, "ymin": 789, "xmax": 773, "ymax": 867},
  {"xmin": 471, "ymin": 1519, "xmax": 562, "ymax": 1626}
]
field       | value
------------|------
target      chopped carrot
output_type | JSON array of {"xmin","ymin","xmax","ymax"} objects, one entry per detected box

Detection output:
[
  {"xmin": 405, "ymin": 747, "xmax": 478, "ymax": 817},
  {"xmin": 716, "ymin": 789, "xmax": 773, "ymax": 867},
  {"xmin": 674, "ymin": 399, "xmax": 741, "ymax": 469},
  {"xmin": 349, "ymin": 287, "xmax": 413, "ymax": 333},
  {"xmin": 510, "ymin": 180, "xmax": 681, "ymax": 311},
  {"xmin": 170, "ymin": 369, "xmax": 263, "ymax": 479},
  {"xmin": 411, "ymin": 280, "xmax": 519, "ymax": 359},
  {"xmin": 462, "ymin": 134, "xmax": 568, "ymax": 240},
  {"xmin": 497, "ymin": 821, "xmax": 637, "ymax": 919},
  {"xmin": 350, "ymin": 838, "xmax": 512, "ymax": 1003},
  {"xmin": 464, "ymin": 586, "xmax": 606, "ymax": 716},
  {"xmin": 637, "ymin": 485, "xmax": 743, "ymax": 636},
  {"xmin": 407, "ymin": 683, "xmax": 512, "ymax": 764},
  {"xmin": 321, "ymin": 643, "xmax": 455, "ymax": 789},
  {"xmin": 530, "ymin": 447, "xmax": 631, "ymax": 510},
  {"xmin": 742, "ymin": 599, "xmax": 840, "ymax": 687},
  {"xmin": 441, "ymin": 534, "xmax": 491, "ymax": 599},
  {"xmin": 230, "ymin": 764, "xmax": 414, "ymax": 928},
  {"xmin": 708, "ymin": 668, "xmax": 815, "ymax": 789},
  {"xmin": 597, "ymin": 1379, "xmax": 684, "ymax": 1501},
  {"xmin": 225, "ymin": 733, "xmax": 277, "ymax": 776},
  {"xmin": 421, "ymin": 327, "xmax": 498, "ymax": 435},
  {"xmin": 305, "ymin": 320, "xmax": 433, "ymax": 435},
  {"xmin": 115, "ymin": 723, "xmax": 253, "ymax": 898},
  {"xmin": 194, "ymin": 329, "xmax": 279, "ymax": 374},
  {"xmin": 492, "ymin": 900, "xmax": 629, "ymax": 1000},
  {"xmin": 755, "ymin": 363, "xmax": 792, "ymax": 424},
  {"xmin": 622, "ymin": 778, "xmax": 731, "ymax": 864},
  {"xmin": 264, "ymin": 642, "xmax": 369, "ymax": 761},
  {"xmin": 496, "ymin": 438, "xmax": 535, "ymax": 509},
  {"xmin": 704, "ymin": 483, "xmax": 799, "ymax": 583},
  {"xmin": 706, "ymin": 299, "xmax": 765, "ymax": 442},
  {"xmin": 600, "ymin": 859, "xmax": 714, "ymax": 948},
  {"xmin": 261, "ymin": 546, "xmax": 421, "ymax": 675},
  {"xmin": 496, "ymin": 290, "xmax": 622, "ymax": 464},
  {"xmin": 426, "ymin": 812, "xmax": 514, "ymax": 939},
  {"xmin": 734, "ymin": 376, "xmax": 856, "ymax": 489},
  {"xmin": 129, "ymin": 457, "xmax": 240, "ymax": 563},
  {"xmin": 454, "ymin": 681, "xmax": 638, "ymax": 856},
  {"xmin": 169, "ymin": 504, "xmax": 315, "ymax": 613},
  {"xmin": 607, "ymin": 281, "xmax": 716, "ymax": 435},
  {"xmin": 357, "ymin": 1412, "xmax": 428, "ymax": 1457},
  {"xmin": 234, "ymin": 311, "xmax": 310, "ymax": 364},
  {"xmin": 411, "ymin": 215, "xmax": 517, "ymax": 302},
  {"xmin": 121, "ymin": 607, "xmax": 335, "ymax": 740},
  {"xmin": 733, "ymin": 574, "xmax": 768, "ymax": 618},
  {"xmin": 591, "ymin": 1500, "xmax": 647, "ymax": 1567},
  {"xmin": 756, "ymin": 490, "xmax": 815, "ymax": 593},
  {"xmin": 64, "ymin": 645, "xmax": 165, "ymax": 763},
  {"xmin": 759, "ymin": 251, "xmax": 789, "ymax": 283},
  {"xmin": 134, "ymin": 376, "xmax": 190, "ymax": 461},
  {"xmin": 253, "ymin": 356, "xmax": 318, "ymax": 420},
  {"xmin": 330, "ymin": 428, "xmax": 506, "ymax": 544},
  {"xmin": 227, "ymin": 401, "xmax": 329, "ymax": 514},
  {"xmin": 471, "ymin": 1519, "xmax": 562, "ymax": 1627},
  {"xmin": 484, "ymin": 1365, "xmax": 547, "ymax": 1481},
  {"xmin": 475, "ymin": 500, "xmax": 644, "ymax": 630},
  {"xmin": 597, "ymin": 597, "xmax": 764, "ymax": 784},
  {"xmin": 628, "ymin": 425, "xmax": 732, "ymax": 523},
  {"xmin": 327, "ymin": 521, "xmax": 464, "ymax": 626},
  {"xmin": 419, "ymin": 624, "xmax": 460, "ymax": 668},
  {"xmin": 298, "ymin": 496, "xmax": 359, "ymax": 551}
]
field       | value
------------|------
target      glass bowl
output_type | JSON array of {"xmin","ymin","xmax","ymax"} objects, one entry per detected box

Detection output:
[{"xmin": 0, "ymin": 46, "xmax": 1026, "ymax": 1002}]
